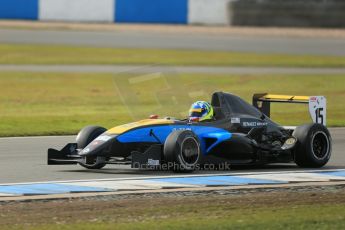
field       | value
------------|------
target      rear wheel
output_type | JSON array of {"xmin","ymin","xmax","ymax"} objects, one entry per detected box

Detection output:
[
  {"xmin": 76, "ymin": 126, "xmax": 107, "ymax": 169},
  {"xmin": 293, "ymin": 123, "xmax": 332, "ymax": 168},
  {"xmin": 164, "ymin": 130, "xmax": 201, "ymax": 172}
]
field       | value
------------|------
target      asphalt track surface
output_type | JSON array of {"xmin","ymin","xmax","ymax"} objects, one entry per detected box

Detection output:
[
  {"xmin": 0, "ymin": 128, "xmax": 344, "ymax": 184},
  {"xmin": 1, "ymin": 65, "xmax": 345, "ymax": 75},
  {"xmin": 0, "ymin": 28, "xmax": 345, "ymax": 56}
]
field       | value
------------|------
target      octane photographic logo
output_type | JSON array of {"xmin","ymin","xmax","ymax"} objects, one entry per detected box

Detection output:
[
  {"xmin": 132, "ymin": 161, "xmax": 232, "ymax": 171},
  {"xmin": 112, "ymin": 65, "xmax": 209, "ymax": 120}
]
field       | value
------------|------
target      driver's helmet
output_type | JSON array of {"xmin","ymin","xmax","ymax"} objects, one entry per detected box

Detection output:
[{"xmin": 189, "ymin": 101, "xmax": 214, "ymax": 122}]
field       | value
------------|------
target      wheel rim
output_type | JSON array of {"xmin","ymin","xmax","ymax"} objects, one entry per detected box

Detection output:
[
  {"xmin": 180, "ymin": 137, "xmax": 200, "ymax": 165},
  {"xmin": 311, "ymin": 131, "xmax": 330, "ymax": 160}
]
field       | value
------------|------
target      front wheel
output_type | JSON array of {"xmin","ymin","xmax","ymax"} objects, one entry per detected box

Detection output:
[
  {"xmin": 76, "ymin": 125, "xmax": 107, "ymax": 169},
  {"xmin": 164, "ymin": 130, "xmax": 201, "ymax": 172},
  {"xmin": 293, "ymin": 123, "xmax": 332, "ymax": 168}
]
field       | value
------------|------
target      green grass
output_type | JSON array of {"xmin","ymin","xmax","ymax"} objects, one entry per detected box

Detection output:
[
  {"xmin": 0, "ymin": 43, "xmax": 345, "ymax": 67},
  {"xmin": 35, "ymin": 205, "xmax": 345, "ymax": 230},
  {"xmin": 4, "ymin": 203, "xmax": 345, "ymax": 230},
  {"xmin": 0, "ymin": 72, "xmax": 344, "ymax": 136},
  {"xmin": 2, "ymin": 187, "xmax": 345, "ymax": 229}
]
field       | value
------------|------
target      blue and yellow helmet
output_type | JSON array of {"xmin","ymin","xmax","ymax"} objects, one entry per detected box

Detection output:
[{"xmin": 189, "ymin": 101, "xmax": 214, "ymax": 122}]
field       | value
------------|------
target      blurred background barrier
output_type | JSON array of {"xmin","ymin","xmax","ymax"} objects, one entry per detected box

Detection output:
[
  {"xmin": 188, "ymin": 0, "xmax": 234, "ymax": 25},
  {"xmin": 115, "ymin": 0, "xmax": 188, "ymax": 24},
  {"xmin": 39, "ymin": 0, "xmax": 114, "ymax": 22},
  {"xmin": 0, "ymin": 0, "xmax": 38, "ymax": 20},
  {"xmin": 230, "ymin": 0, "xmax": 345, "ymax": 28},
  {"xmin": 0, "ymin": 0, "xmax": 344, "ymax": 27}
]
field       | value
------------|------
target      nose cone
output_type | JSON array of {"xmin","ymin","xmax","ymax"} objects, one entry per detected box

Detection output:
[{"xmin": 79, "ymin": 134, "xmax": 116, "ymax": 156}]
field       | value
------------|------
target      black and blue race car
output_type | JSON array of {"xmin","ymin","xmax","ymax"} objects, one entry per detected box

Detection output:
[{"xmin": 48, "ymin": 92, "xmax": 332, "ymax": 172}]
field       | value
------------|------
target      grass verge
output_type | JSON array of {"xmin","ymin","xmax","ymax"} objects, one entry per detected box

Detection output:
[
  {"xmin": 0, "ymin": 72, "xmax": 344, "ymax": 136},
  {"xmin": 1, "ymin": 187, "xmax": 345, "ymax": 229},
  {"xmin": 0, "ymin": 44, "xmax": 345, "ymax": 67}
]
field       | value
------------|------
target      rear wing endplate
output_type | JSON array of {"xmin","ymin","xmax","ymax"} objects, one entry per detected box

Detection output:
[{"xmin": 253, "ymin": 94, "xmax": 327, "ymax": 126}]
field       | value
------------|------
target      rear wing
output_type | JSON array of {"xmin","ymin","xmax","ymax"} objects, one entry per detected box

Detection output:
[{"xmin": 253, "ymin": 94, "xmax": 326, "ymax": 126}]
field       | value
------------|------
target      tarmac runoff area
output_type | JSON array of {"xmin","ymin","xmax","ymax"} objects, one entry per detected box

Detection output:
[
  {"xmin": 0, "ymin": 24, "xmax": 345, "ymax": 56},
  {"xmin": 0, "ymin": 128, "xmax": 344, "ymax": 201},
  {"xmin": 1, "ymin": 65, "xmax": 345, "ymax": 75}
]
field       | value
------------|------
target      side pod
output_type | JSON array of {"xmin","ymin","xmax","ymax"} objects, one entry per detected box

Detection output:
[{"xmin": 131, "ymin": 144, "xmax": 162, "ymax": 168}]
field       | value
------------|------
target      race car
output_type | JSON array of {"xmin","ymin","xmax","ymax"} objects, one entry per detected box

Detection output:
[{"xmin": 48, "ymin": 92, "xmax": 332, "ymax": 171}]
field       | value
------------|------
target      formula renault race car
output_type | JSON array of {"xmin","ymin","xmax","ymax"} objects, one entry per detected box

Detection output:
[{"xmin": 48, "ymin": 92, "xmax": 332, "ymax": 171}]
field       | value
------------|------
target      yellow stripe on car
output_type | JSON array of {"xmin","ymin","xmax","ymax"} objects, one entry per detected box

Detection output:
[
  {"xmin": 260, "ymin": 94, "xmax": 309, "ymax": 102},
  {"xmin": 107, "ymin": 119, "xmax": 174, "ymax": 134}
]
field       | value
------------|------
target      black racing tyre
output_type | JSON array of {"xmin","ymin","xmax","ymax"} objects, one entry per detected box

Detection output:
[
  {"xmin": 76, "ymin": 126, "xmax": 107, "ymax": 149},
  {"xmin": 164, "ymin": 130, "xmax": 201, "ymax": 172},
  {"xmin": 76, "ymin": 125, "xmax": 107, "ymax": 169},
  {"xmin": 293, "ymin": 123, "xmax": 332, "ymax": 168}
]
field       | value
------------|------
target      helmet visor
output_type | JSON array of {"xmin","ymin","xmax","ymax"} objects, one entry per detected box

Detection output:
[{"xmin": 189, "ymin": 111, "xmax": 203, "ymax": 118}]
